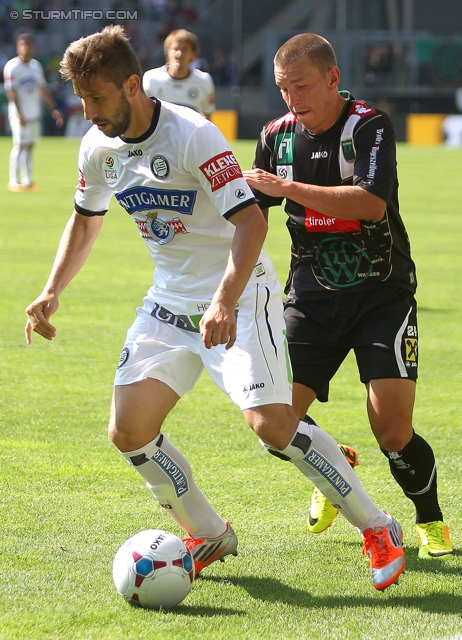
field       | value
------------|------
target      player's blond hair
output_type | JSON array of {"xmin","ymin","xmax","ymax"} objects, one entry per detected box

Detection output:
[
  {"xmin": 60, "ymin": 24, "xmax": 143, "ymax": 88},
  {"xmin": 274, "ymin": 33, "xmax": 337, "ymax": 75},
  {"xmin": 163, "ymin": 29, "xmax": 200, "ymax": 59}
]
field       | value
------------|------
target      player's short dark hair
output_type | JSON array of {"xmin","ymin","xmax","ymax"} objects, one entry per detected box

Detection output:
[
  {"xmin": 60, "ymin": 24, "xmax": 142, "ymax": 89},
  {"xmin": 274, "ymin": 33, "xmax": 337, "ymax": 75},
  {"xmin": 16, "ymin": 31, "xmax": 34, "ymax": 43},
  {"xmin": 163, "ymin": 29, "xmax": 199, "ymax": 59}
]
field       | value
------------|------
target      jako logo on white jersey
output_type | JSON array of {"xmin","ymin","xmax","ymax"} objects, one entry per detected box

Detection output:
[
  {"xmin": 116, "ymin": 186, "xmax": 197, "ymax": 215},
  {"xmin": 199, "ymin": 151, "xmax": 243, "ymax": 192}
]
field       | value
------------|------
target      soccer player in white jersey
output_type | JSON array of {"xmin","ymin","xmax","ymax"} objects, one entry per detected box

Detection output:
[
  {"xmin": 25, "ymin": 25, "xmax": 405, "ymax": 591},
  {"xmin": 143, "ymin": 29, "xmax": 215, "ymax": 119},
  {"xmin": 3, "ymin": 32, "xmax": 64, "ymax": 191}
]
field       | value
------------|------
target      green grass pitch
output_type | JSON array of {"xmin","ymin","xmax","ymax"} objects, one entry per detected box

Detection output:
[{"xmin": 0, "ymin": 136, "xmax": 461, "ymax": 640}]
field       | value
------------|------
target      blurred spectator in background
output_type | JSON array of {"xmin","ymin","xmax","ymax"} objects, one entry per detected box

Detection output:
[
  {"xmin": 11, "ymin": 0, "xmax": 33, "ymax": 24},
  {"xmin": 210, "ymin": 46, "xmax": 235, "ymax": 87},
  {"xmin": 44, "ymin": 50, "xmax": 62, "ymax": 83},
  {"xmin": 191, "ymin": 53, "xmax": 210, "ymax": 73},
  {"xmin": 143, "ymin": 28, "xmax": 215, "ymax": 119},
  {"xmin": 364, "ymin": 42, "xmax": 393, "ymax": 87},
  {"xmin": 118, "ymin": 19, "xmax": 151, "ymax": 72},
  {"xmin": 442, "ymin": 114, "xmax": 462, "ymax": 146},
  {"xmin": 164, "ymin": 0, "xmax": 181, "ymax": 21},
  {"xmin": 4, "ymin": 31, "xmax": 64, "ymax": 191},
  {"xmin": 155, "ymin": 13, "xmax": 179, "ymax": 53},
  {"xmin": 29, "ymin": 0, "xmax": 47, "ymax": 31},
  {"xmin": 178, "ymin": 0, "xmax": 198, "ymax": 25},
  {"xmin": 0, "ymin": 48, "xmax": 7, "ymax": 79},
  {"xmin": 0, "ymin": 0, "xmax": 14, "ymax": 42},
  {"xmin": 152, "ymin": 0, "xmax": 168, "ymax": 18},
  {"xmin": 140, "ymin": 0, "xmax": 159, "ymax": 20}
]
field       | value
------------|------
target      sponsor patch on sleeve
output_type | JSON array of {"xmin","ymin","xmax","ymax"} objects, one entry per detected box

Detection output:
[
  {"xmin": 199, "ymin": 151, "xmax": 243, "ymax": 192},
  {"xmin": 77, "ymin": 168, "xmax": 86, "ymax": 192},
  {"xmin": 351, "ymin": 101, "xmax": 376, "ymax": 117}
]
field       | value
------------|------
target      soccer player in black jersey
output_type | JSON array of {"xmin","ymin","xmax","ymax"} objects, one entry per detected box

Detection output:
[{"xmin": 244, "ymin": 33, "xmax": 453, "ymax": 559}]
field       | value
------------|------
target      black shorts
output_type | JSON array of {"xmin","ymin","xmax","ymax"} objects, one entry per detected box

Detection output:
[{"xmin": 284, "ymin": 287, "xmax": 418, "ymax": 402}]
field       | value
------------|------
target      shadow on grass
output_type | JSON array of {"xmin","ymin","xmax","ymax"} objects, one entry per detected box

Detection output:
[
  {"xmin": 405, "ymin": 544, "xmax": 462, "ymax": 576},
  {"xmin": 141, "ymin": 546, "xmax": 462, "ymax": 618},
  {"xmin": 418, "ymin": 307, "xmax": 454, "ymax": 313},
  {"xmin": 162, "ymin": 604, "xmax": 245, "ymax": 616},
  {"xmin": 189, "ymin": 564, "xmax": 462, "ymax": 616}
]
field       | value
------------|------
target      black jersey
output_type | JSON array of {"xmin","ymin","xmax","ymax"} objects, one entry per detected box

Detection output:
[{"xmin": 253, "ymin": 92, "xmax": 417, "ymax": 300}]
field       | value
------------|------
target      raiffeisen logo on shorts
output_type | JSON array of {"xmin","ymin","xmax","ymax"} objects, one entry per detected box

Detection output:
[{"xmin": 199, "ymin": 151, "xmax": 243, "ymax": 192}]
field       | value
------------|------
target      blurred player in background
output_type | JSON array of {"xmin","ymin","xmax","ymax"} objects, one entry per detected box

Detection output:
[
  {"xmin": 244, "ymin": 33, "xmax": 453, "ymax": 560},
  {"xmin": 26, "ymin": 25, "xmax": 406, "ymax": 591},
  {"xmin": 4, "ymin": 32, "xmax": 64, "ymax": 191},
  {"xmin": 143, "ymin": 29, "xmax": 215, "ymax": 119}
]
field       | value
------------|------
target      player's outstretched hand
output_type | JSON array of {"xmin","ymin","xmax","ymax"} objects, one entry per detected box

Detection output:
[
  {"xmin": 243, "ymin": 168, "xmax": 287, "ymax": 197},
  {"xmin": 25, "ymin": 295, "xmax": 59, "ymax": 344},
  {"xmin": 199, "ymin": 301, "xmax": 237, "ymax": 350}
]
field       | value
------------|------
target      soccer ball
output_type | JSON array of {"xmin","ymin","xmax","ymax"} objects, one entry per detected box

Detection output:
[{"xmin": 112, "ymin": 529, "xmax": 195, "ymax": 609}]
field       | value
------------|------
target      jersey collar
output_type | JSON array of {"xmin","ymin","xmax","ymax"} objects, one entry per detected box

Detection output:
[
  {"xmin": 338, "ymin": 90, "xmax": 354, "ymax": 123},
  {"xmin": 301, "ymin": 90, "xmax": 354, "ymax": 139},
  {"xmin": 120, "ymin": 98, "xmax": 160, "ymax": 144}
]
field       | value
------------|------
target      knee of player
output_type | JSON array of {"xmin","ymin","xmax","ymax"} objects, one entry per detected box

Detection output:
[
  {"xmin": 107, "ymin": 418, "xmax": 133, "ymax": 450},
  {"xmin": 107, "ymin": 418, "xmax": 120, "ymax": 444},
  {"xmin": 377, "ymin": 430, "xmax": 413, "ymax": 453},
  {"xmin": 108, "ymin": 415, "xmax": 164, "ymax": 454},
  {"xmin": 256, "ymin": 425, "xmax": 289, "ymax": 451},
  {"xmin": 243, "ymin": 405, "xmax": 298, "ymax": 451}
]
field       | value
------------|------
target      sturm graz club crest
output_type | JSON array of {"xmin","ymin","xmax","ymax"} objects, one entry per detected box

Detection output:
[
  {"xmin": 150, "ymin": 155, "xmax": 170, "ymax": 179},
  {"xmin": 144, "ymin": 211, "xmax": 175, "ymax": 244},
  {"xmin": 118, "ymin": 347, "xmax": 129, "ymax": 368},
  {"xmin": 315, "ymin": 236, "xmax": 373, "ymax": 288}
]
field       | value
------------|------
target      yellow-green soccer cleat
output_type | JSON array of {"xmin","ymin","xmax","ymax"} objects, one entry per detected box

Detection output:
[
  {"xmin": 416, "ymin": 521, "xmax": 453, "ymax": 559},
  {"xmin": 307, "ymin": 444, "xmax": 358, "ymax": 534}
]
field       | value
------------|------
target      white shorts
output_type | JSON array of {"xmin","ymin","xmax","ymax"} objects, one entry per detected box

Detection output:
[
  {"xmin": 9, "ymin": 117, "xmax": 41, "ymax": 146},
  {"xmin": 115, "ymin": 280, "xmax": 293, "ymax": 411}
]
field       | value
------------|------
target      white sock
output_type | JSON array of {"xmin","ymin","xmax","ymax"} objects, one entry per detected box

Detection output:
[
  {"xmin": 18, "ymin": 147, "xmax": 30, "ymax": 186},
  {"xmin": 121, "ymin": 434, "xmax": 226, "ymax": 539},
  {"xmin": 9, "ymin": 144, "xmax": 20, "ymax": 184},
  {"xmin": 279, "ymin": 420, "xmax": 391, "ymax": 530},
  {"xmin": 24, "ymin": 148, "xmax": 33, "ymax": 186}
]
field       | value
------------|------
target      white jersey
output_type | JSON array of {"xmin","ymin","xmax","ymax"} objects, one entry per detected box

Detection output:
[
  {"xmin": 74, "ymin": 100, "xmax": 276, "ymax": 316},
  {"xmin": 3, "ymin": 56, "xmax": 46, "ymax": 122},
  {"xmin": 142, "ymin": 66, "xmax": 215, "ymax": 116}
]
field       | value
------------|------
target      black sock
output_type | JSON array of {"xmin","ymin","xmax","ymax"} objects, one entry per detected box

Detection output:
[{"xmin": 381, "ymin": 431, "xmax": 443, "ymax": 524}]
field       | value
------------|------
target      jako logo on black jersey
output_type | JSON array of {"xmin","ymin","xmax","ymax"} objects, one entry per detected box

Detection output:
[
  {"xmin": 116, "ymin": 186, "xmax": 197, "ymax": 215},
  {"xmin": 128, "ymin": 149, "xmax": 142, "ymax": 157}
]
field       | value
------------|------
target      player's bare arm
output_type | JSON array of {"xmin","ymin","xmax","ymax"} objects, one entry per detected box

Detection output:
[
  {"xmin": 243, "ymin": 168, "xmax": 386, "ymax": 221},
  {"xmin": 25, "ymin": 211, "xmax": 103, "ymax": 344},
  {"xmin": 40, "ymin": 86, "xmax": 64, "ymax": 127},
  {"xmin": 200, "ymin": 204, "xmax": 267, "ymax": 350}
]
